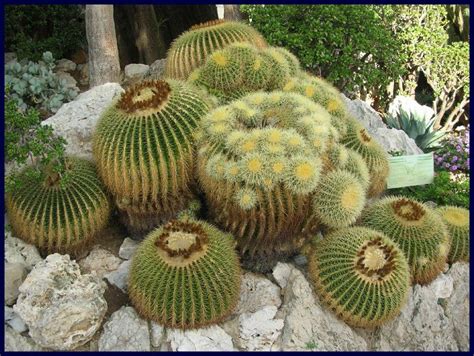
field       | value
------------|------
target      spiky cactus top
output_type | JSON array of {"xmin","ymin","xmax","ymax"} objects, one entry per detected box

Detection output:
[
  {"xmin": 93, "ymin": 80, "xmax": 212, "ymax": 236},
  {"xmin": 308, "ymin": 227, "xmax": 410, "ymax": 328},
  {"xmin": 196, "ymin": 91, "xmax": 368, "ymax": 267},
  {"xmin": 165, "ymin": 20, "xmax": 267, "ymax": 80},
  {"xmin": 436, "ymin": 206, "xmax": 470, "ymax": 263},
  {"xmin": 360, "ymin": 196, "xmax": 450, "ymax": 285},
  {"xmin": 6, "ymin": 157, "xmax": 111, "ymax": 255},
  {"xmin": 189, "ymin": 43, "xmax": 300, "ymax": 104},
  {"xmin": 129, "ymin": 218, "xmax": 241, "ymax": 329}
]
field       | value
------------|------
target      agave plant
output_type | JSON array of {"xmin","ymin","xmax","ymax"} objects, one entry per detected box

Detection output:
[{"xmin": 386, "ymin": 96, "xmax": 446, "ymax": 151}]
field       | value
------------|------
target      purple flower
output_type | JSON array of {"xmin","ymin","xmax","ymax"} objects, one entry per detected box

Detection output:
[
  {"xmin": 450, "ymin": 165, "xmax": 458, "ymax": 171},
  {"xmin": 444, "ymin": 162, "xmax": 450, "ymax": 168},
  {"xmin": 452, "ymin": 156, "xmax": 458, "ymax": 162},
  {"xmin": 456, "ymin": 145, "xmax": 462, "ymax": 152}
]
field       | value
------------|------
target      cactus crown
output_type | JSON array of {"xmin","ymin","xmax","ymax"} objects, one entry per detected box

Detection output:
[
  {"xmin": 117, "ymin": 80, "xmax": 170, "ymax": 114},
  {"xmin": 355, "ymin": 235, "xmax": 398, "ymax": 281},
  {"xmin": 436, "ymin": 206, "xmax": 470, "ymax": 263},
  {"xmin": 189, "ymin": 19, "xmax": 226, "ymax": 30},
  {"xmin": 392, "ymin": 198, "xmax": 426, "ymax": 222},
  {"xmin": 154, "ymin": 219, "xmax": 208, "ymax": 263}
]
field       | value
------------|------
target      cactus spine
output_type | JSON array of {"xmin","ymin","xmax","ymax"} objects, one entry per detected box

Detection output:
[
  {"xmin": 165, "ymin": 20, "xmax": 267, "ymax": 80},
  {"xmin": 308, "ymin": 227, "xmax": 410, "ymax": 328},
  {"xmin": 129, "ymin": 218, "xmax": 241, "ymax": 329},
  {"xmin": 6, "ymin": 157, "xmax": 111, "ymax": 255},
  {"xmin": 93, "ymin": 80, "xmax": 212, "ymax": 237},
  {"xmin": 360, "ymin": 196, "xmax": 450, "ymax": 285}
]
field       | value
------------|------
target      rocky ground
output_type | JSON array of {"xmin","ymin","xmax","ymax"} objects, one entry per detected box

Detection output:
[
  {"xmin": 4, "ymin": 226, "xmax": 470, "ymax": 351},
  {"xmin": 4, "ymin": 57, "xmax": 469, "ymax": 352}
]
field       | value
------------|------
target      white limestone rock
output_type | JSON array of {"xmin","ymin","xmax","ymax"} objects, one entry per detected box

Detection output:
[
  {"xmin": 42, "ymin": 83, "xmax": 124, "ymax": 160},
  {"xmin": 444, "ymin": 262, "xmax": 469, "ymax": 351},
  {"xmin": 5, "ymin": 306, "xmax": 28, "ymax": 333},
  {"xmin": 5, "ymin": 326, "xmax": 42, "ymax": 352},
  {"xmin": 118, "ymin": 237, "xmax": 139, "ymax": 260},
  {"xmin": 239, "ymin": 306, "xmax": 284, "ymax": 351},
  {"xmin": 124, "ymin": 63, "xmax": 149, "ymax": 79},
  {"xmin": 4, "ymin": 233, "xmax": 42, "ymax": 270},
  {"xmin": 79, "ymin": 246, "xmax": 122, "ymax": 279},
  {"xmin": 98, "ymin": 306, "xmax": 150, "ymax": 351},
  {"xmin": 104, "ymin": 260, "xmax": 131, "ymax": 292},
  {"xmin": 167, "ymin": 325, "xmax": 235, "ymax": 351},
  {"xmin": 235, "ymin": 272, "xmax": 281, "ymax": 315},
  {"xmin": 5, "ymin": 262, "xmax": 27, "ymax": 305},
  {"xmin": 273, "ymin": 263, "xmax": 368, "ymax": 351},
  {"xmin": 13, "ymin": 254, "xmax": 107, "ymax": 350},
  {"xmin": 378, "ymin": 280, "xmax": 458, "ymax": 351}
]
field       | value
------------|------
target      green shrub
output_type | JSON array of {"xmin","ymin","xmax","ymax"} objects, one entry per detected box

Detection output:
[
  {"xmin": 5, "ymin": 52, "xmax": 78, "ymax": 115},
  {"xmin": 241, "ymin": 5, "xmax": 405, "ymax": 106},
  {"xmin": 5, "ymin": 5, "xmax": 85, "ymax": 61},
  {"xmin": 388, "ymin": 171, "xmax": 469, "ymax": 209}
]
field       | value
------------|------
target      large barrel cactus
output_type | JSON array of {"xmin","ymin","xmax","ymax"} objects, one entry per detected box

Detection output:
[
  {"xmin": 93, "ymin": 80, "xmax": 213, "ymax": 237},
  {"xmin": 196, "ymin": 91, "xmax": 368, "ymax": 271},
  {"xmin": 360, "ymin": 196, "xmax": 450, "ymax": 284},
  {"xmin": 6, "ymin": 157, "xmax": 111, "ymax": 255},
  {"xmin": 129, "ymin": 218, "xmax": 241, "ymax": 329},
  {"xmin": 308, "ymin": 227, "xmax": 410, "ymax": 328},
  {"xmin": 436, "ymin": 206, "xmax": 470, "ymax": 263},
  {"xmin": 165, "ymin": 20, "xmax": 267, "ymax": 80}
]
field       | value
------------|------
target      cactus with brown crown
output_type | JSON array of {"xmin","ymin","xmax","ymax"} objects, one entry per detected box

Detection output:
[
  {"xmin": 196, "ymin": 90, "xmax": 371, "ymax": 271},
  {"xmin": 93, "ymin": 79, "xmax": 213, "ymax": 237},
  {"xmin": 308, "ymin": 227, "xmax": 410, "ymax": 328},
  {"xmin": 435, "ymin": 206, "xmax": 470, "ymax": 263},
  {"xmin": 164, "ymin": 20, "xmax": 267, "ymax": 80},
  {"xmin": 128, "ymin": 218, "xmax": 241, "ymax": 329},
  {"xmin": 360, "ymin": 196, "xmax": 451, "ymax": 285},
  {"xmin": 6, "ymin": 157, "xmax": 111, "ymax": 255}
]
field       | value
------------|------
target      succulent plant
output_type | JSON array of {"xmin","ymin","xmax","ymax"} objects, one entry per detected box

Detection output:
[
  {"xmin": 360, "ymin": 196, "xmax": 450, "ymax": 285},
  {"xmin": 196, "ymin": 91, "xmax": 343, "ymax": 269},
  {"xmin": 128, "ymin": 218, "xmax": 241, "ymax": 329},
  {"xmin": 4, "ymin": 51, "xmax": 78, "ymax": 114},
  {"xmin": 189, "ymin": 43, "xmax": 298, "ymax": 105},
  {"xmin": 6, "ymin": 157, "xmax": 111, "ymax": 255},
  {"xmin": 312, "ymin": 169, "xmax": 366, "ymax": 229},
  {"xmin": 164, "ymin": 20, "xmax": 267, "ymax": 80},
  {"xmin": 341, "ymin": 119, "xmax": 390, "ymax": 197},
  {"xmin": 93, "ymin": 79, "xmax": 213, "ymax": 237},
  {"xmin": 308, "ymin": 226, "xmax": 410, "ymax": 328},
  {"xmin": 435, "ymin": 206, "xmax": 470, "ymax": 263}
]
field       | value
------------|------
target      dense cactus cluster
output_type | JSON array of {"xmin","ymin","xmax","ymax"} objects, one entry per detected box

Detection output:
[
  {"xmin": 5, "ymin": 19, "xmax": 469, "ymax": 332},
  {"xmin": 308, "ymin": 227, "xmax": 410, "ymax": 328},
  {"xmin": 436, "ymin": 206, "xmax": 470, "ymax": 263},
  {"xmin": 129, "ymin": 218, "xmax": 241, "ymax": 329},
  {"xmin": 188, "ymin": 43, "xmax": 301, "ymax": 104},
  {"xmin": 6, "ymin": 157, "xmax": 111, "ymax": 255},
  {"xmin": 93, "ymin": 79, "xmax": 213, "ymax": 236},
  {"xmin": 360, "ymin": 196, "xmax": 451, "ymax": 284},
  {"xmin": 196, "ymin": 91, "xmax": 370, "ymax": 270},
  {"xmin": 165, "ymin": 20, "xmax": 267, "ymax": 80}
]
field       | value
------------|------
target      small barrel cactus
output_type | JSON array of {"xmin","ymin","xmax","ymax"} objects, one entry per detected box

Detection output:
[
  {"xmin": 341, "ymin": 120, "xmax": 390, "ymax": 197},
  {"xmin": 128, "ymin": 218, "xmax": 241, "ymax": 329},
  {"xmin": 189, "ymin": 43, "xmax": 299, "ymax": 104},
  {"xmin": 6, "ymin": 157, "xmax": 111, "ymax": 255},
  {"xmin": 436, "ymin": 206, "xmax": 470, "ymax": 263},
  {"xmin": 165, "ymin": 20, "xmax": 267, "ymax": 80},
  {"xmin": 93, "ymin": 80, "xmax": 213, "ymax": 237},
  {"xmin": 196, "ymin": 91, "xmax": 342, "ymax": 269},
  {"xmin": 308, "ymin": 226, "xmax": 410, "ymax": 328},
  {"xmin": 360, "ymin": 196, "xmax": 450, "ymax": 285},
  {"xmin": 312, "ymin": 169, "xmax": 366, "ymax": 229}
]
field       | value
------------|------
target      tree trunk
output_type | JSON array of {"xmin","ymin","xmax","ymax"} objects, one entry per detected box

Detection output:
[
  {"xmin": 85, "ymin": 5, "xmax": 120, "ymax": 87},
  {"xmin": 223, "ymin": 5, "xmax": 242, "ymax": 21}
]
